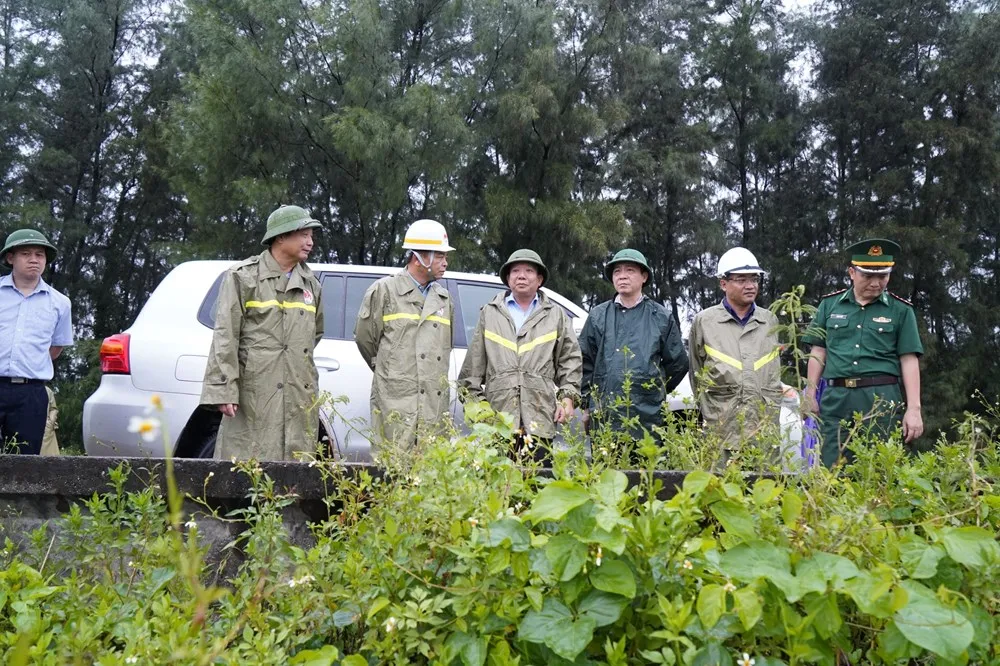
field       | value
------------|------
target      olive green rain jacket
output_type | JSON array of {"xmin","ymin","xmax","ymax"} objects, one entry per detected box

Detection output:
[
  {"xmin": 688, "ymin": 303, "xmax": 783, "ymax": 448},
  {"xmin": 200, "ymin": 250, "xmax": 324, "ymax": 461},
  {"xmin": 458, "ymin": 291, "xmax": 582, "ymax": 438},
  {"xmin": 354, "ymin": 272, "xmax": 454, "ymax": 446}
]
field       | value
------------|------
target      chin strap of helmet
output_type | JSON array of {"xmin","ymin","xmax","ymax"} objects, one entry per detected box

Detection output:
[{"xmin": 413, "ymin": 250, "xmax": 437, "ymax": 280}]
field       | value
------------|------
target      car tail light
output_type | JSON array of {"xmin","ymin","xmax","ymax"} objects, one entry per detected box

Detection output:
[{"xmin": 100, "ymin": 333, "xmax": 131, "ymax": 374}]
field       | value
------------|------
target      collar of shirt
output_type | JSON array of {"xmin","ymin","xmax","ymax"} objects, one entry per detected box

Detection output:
[
  {"xmin": 721, "ymin": 298, "xmax": 755, "ymax": 326},
  {"xmin": 837, "ymin": 289, "xmax": 889, "ymax": 306},
  {"xmin": 408, "ymin": 272, "xmax": 434, "ymax": 297},
  {"xmin": 0, "ymin": 273, "xmax": 50, "ymax": 296},
  {"xmin": 613, "ymin": 294, "xmax": 645, "ymax": 309},
  {"xmin": 506, "ymin": 292, "xmax": 538, "ymax": 332}
]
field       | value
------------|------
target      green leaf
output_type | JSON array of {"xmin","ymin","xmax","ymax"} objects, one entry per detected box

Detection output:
[
  {"xmin": 595, "ymin": 470, "xmax": 628, "ymax": 507},
  {"xmin": 732, "ymin": 587, "xmax": 762, "ymax": 630},
  {"xmin": 517, "ymin": 597, "xmax": 597, "ymax": 661},
  {"xmin": 579, "ymin": 589, "xmax": 629, "ymax": 627},
  {"xmin": 366, "ymin": 597, "xmax": 390, "ymax": 621},
  {"xmin": 805, "ymin": 592, "xmax": 842, "ymax": 639},
  {"xmin": 844, "ymin": 569, "xmax": 905, "ymax": 618},
  {"xmin": 682, "ymin": 471, "xmax": 714, "ymax": 496},
  {"xmin": 289, "ymin": 645, "xmax": 340, "ymax": 665},
  {"xmin": 938, "ymin": 526, "xmax": 1000, "ymax": 568},
  {"xmin": 690, "ymin": 642, "xmax": 734, "ymax": 666},
  {"xmin": 718, "ymin": 540, "xmax": 800, "ymax": 601},
  {"xmin": 696, "ymin": 584, "xmax": 726, "ymax": 629},
  {"xmin": 795, "ymin": 552, "xmax": 860, "ymax": 594},
  {"xmin": 446, "ymin": 631, "xmax": 488, "ymax": 666},
  {"xmin": 781, "ymin": 493, "xmax": 802, "ymax": 527},
  {"xmin": 525, "ymin": 482, "xmax": 592, "ymax": 523},
  {"xmin": 340, "ymin": 656, "xmax": 368, "ymax": 666},
  {"xmin": 546, "ymin": 535, "xmax": 589, "ymax": 582},
  {"xmin": 894, "ymin": 581, "xmax": 974, "ymax": 660},
  {"xmin": 480, "ymin": 519, "xmax": 531, "ymax": 552},
  {"xmin": 589, "ymin": 560, "xmax": 636, "ymax": 599},
  {"xmin": 898, "ymin": 538, "xmax": 946, "ymax": 579},
  {"xmin": 710, "ymin": 500, "xmax": 756, "ymax": 541}
]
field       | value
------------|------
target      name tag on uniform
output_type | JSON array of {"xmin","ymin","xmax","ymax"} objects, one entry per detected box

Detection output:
[
  {"xmin": 872, "ymin": 316, "xmax": 891, "ymax": 323},
  {"xmin": 829, "ymin": 314, "xmax": 848, "ymax": 320}
]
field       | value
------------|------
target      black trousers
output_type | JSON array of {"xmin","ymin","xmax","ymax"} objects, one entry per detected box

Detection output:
[{"xmin": 0, "ymin": 382, "xmax": 48, "ymax": 455}]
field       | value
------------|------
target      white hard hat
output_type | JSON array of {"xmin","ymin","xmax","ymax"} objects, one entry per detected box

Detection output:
[
  {"xmin": 716, "ymin": 247, "xmax": 766, "ymax": 278},
  {"xmin": 402, "ymin": 219, "xmax": 456, "ymax": 252}
]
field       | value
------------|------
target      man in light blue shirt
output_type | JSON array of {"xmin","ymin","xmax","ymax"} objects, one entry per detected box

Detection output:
[{"xmin": 0, "ymin": 229, "xmax": 73, "ymax": 455}]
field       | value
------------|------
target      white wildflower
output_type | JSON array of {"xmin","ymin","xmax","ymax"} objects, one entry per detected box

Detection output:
[
  {"xmin": 126, "ymin": 657, "xmax": 139, "ymax": 664},
  {"xmin": 682, "ymin": 559, "xmax": 693, "ymax": 570},
  {"xmin": 384, "ymin": 616, "xmax": 398, "ymax": 632},
  {"xmin": 723, "ymin": 579, "xmax": 737, "ymax": 593},
  {"xmin": 185, "ymin": 519, "xmax": 197, "ymax": 530},
  {"xmin": 127, "ymin": 416, "xmax": 161, "ymax": 443},
  {"xmin": 595, "ymin": 546, "xmax": 603, "ymax": 567},
  {"xmin": 738, "ymin": 653, "xmax": 755, "ymax": 666},
  {"xmin": 468, "ymin": 517, "xmax": 479, "ymax": 527}
]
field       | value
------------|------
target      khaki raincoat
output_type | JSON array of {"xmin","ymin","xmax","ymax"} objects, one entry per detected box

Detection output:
[
  {"xmin": 688, "ymin": 303, "xmax": 783, "ymax": 448},
  {"xmin": 458, "ymin": 291, "xmax": 582, "ymax": 438},
  {"xmin": 354, "ymin": 272, "xmax": 454, "ymax": 446},
  {"xmin": 200, "ymin": 250, "xmax": 324, "ymax": 461}
]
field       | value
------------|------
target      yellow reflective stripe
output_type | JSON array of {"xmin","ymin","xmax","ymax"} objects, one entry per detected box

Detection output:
[
  {"xmin": 484, "ymin": 329, "xmax": 558, "ymax": 355},
  {"xmin": 753, "ymin": 348, "xmax": 780, "ymax": 371},
  {"xmin": 704, "ymin": 345, "xmax": 743, "ymax": 370},
  {"xmin": 517, "ymin": 330, "xmax": 558, "ymax": 354},
  {"xmin": 245, "ymin": 300, "xmax": 317, "ymax": 313},
  {"xmin": 383, "ymin": 313, "xmax": 420, "ymax": 322},
  {"xmin": 485, "ymin": 329, "xmax": 518, "ymax": 351},
  {"xmin": 383, "ymin": 312, "xmax": 450, "ymax": 326}
]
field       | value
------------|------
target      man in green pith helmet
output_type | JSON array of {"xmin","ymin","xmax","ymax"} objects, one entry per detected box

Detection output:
[
  {"xmin": 200, "ymin": 205, "xmax": 324, "ymax": 461},
  {"xmin": 458, "ymin": 249, "xmax": 582, "ymax": 462},
  {"xmin": 579, "ymin": 249, "xmax": 688, "ymax": 450},
  {"xmin": 0, "ymin": 228, "xmax": 73, "ymax": 455},
  {"xmin": 802, "ymin": 239, "xmax": 924, "ymax": 467}
]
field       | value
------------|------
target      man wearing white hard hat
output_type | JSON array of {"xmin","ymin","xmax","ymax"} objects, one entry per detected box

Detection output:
[
  {"xmin": 688, "ymin": 247, "xmax": 784, "ymax": 460},
  {"xmin": 355, "ymin": 219, "xmax": 456, "ymax": 448}
]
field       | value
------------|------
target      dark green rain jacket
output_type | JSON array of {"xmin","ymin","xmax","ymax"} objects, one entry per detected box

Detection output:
[{"xmin": 579, "ymin": 297, "xmax": 688, "ymax": 433}]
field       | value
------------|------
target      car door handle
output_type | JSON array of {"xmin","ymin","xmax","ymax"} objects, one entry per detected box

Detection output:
[{"xmin": 315, "ymin": 357, "xmax": 341, "ymax": 372}]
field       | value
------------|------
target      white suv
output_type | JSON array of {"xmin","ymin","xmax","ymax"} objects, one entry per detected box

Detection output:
[{"xmin": 85, "ymin": 261, "xmax": 703, "ymax": 460}]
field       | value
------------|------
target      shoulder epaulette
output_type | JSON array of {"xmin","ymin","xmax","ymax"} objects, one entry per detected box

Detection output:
[
  {"xmin": 888, "ymin": 291, "xmax": 913, "ymax": 306},
  {"xmin": 232, "ymin": 256, "xmax": 260, "ymax": 270},
  {"xmin": 819, "ymin": 287, "xmax": 848, "ymax": 299}
]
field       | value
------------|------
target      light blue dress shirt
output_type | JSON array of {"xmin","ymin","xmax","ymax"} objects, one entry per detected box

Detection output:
[
  {"xmin": 505, "ymin": 293, "xmax": 538, "ymax": 333},
  {"xmin": 0, "ymin": 275, "xmax": 73, "ymax": 380},
  {"xmin": 409, "ymin": 273, "xmax": 434, "ymax": 298}
]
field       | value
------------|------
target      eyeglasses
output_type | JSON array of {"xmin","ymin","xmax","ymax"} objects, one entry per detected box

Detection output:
[{"xmin": 725, "ymin": 275, "xmax": 760, "ymax": 285}]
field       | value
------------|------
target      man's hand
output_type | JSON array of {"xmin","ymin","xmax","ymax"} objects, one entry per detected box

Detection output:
[
  {"xmin": 554, "ymin": 397, "xmax": 575, "ymax": 424},
  {"xmin": 902, "ymin": 405, "xmax": 923, "ymax": 443},
  {"xmin": 801, "ymin": 388, "xmax": 818, "ymax": 416},
  {"xmin": 219, "ymin": 404, "xmax": 238, "ymax": 418}
]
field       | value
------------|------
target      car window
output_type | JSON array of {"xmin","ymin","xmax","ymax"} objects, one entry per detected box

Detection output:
[
  {"xmin": 345, "ymin": 275, "xmax": 380, "ymax": 339},
  {"xmin": 197, "ymin": 272, "xmax": 226, "ymax": 329},
  {"xmin": 455, "ymin": 282, "xmax": 507, "ymax": 346},
  {"xmin": 320, "ymin": 274, "xmax": 345, "ymax": 339}
]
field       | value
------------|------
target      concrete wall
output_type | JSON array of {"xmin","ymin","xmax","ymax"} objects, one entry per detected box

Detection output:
[{"xmin": 0, "ymin": 455, "xmax": 687, "ymax": 572}]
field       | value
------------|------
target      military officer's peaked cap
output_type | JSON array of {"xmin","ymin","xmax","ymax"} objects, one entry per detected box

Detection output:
[{"xmin": 846, "ymin": 238, "xmax": 900, "ymax": 274}]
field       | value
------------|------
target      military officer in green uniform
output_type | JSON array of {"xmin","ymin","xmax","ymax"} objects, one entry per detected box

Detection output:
[{"xmin": 802, "ymin": 239, "xmax": 923, "ymax": 467}]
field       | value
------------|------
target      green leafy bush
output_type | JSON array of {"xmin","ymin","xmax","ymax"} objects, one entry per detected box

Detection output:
[{"xmin": 2, "ymin": 408, "xmax": 998, "ymax": 665}]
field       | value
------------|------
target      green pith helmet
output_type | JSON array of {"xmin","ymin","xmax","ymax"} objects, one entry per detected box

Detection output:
[
  {"xmin": 846, "ymin": 238, "xmax": 900, "ymax": 274},
  {"xmin": 500, "ymin": 248, "xmax": 548, "ymax": 287},
  {"xmin": 2, "ymin": 229, "xmax": 57, "ymax": 264},
  {"xmin": 604, "ymin": 248, "xmax": 651, "ymax": 281},
  {"xmin": 261, "ymin": 205, "xmax": 322, "ymax": 246}
]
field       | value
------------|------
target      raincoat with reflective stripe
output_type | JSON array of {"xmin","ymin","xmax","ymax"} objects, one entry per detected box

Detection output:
[
  {"xmin": 458, "ymin": 291, "xmax": 582, "ymax": 438},
  {"xmin": 580, "ymin": 298, "xmax": 688, "ymax": 434},
  {"xmin": 200, "ymin": 250, "xmax": 324, "ymax": 461},
  {"xmin": 354, "ymin": 271, "xmax": 454, "ymax": 446},
  {"xmin": 688, "ymin": 302, "xmax": 783, "ymax": 446}
]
